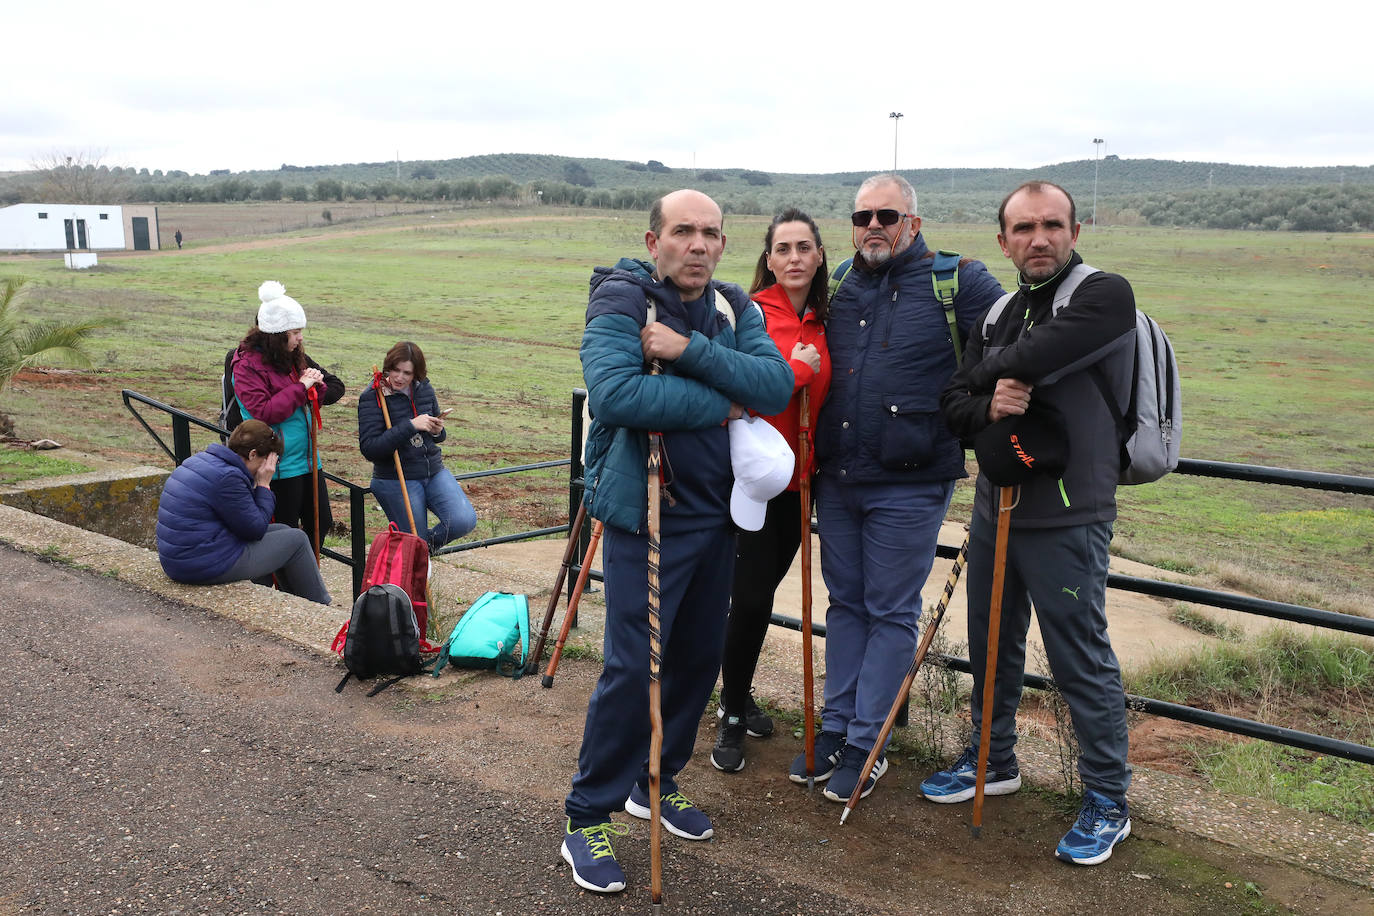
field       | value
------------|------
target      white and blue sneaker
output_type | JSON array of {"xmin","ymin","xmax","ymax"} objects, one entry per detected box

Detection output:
[
  {"xmin": 822, "ymin": 743, "xmax": 889, "ymax": 803},
  {"xmin": 625, "ymin": 784, "xmax": 713, "ymax": 840},
  {"xmin": 919, "ymin": 746, "xmax": 1022, "ymax": 804},
  {"xmin": 789, "ymin": 729, "xmax": 846, "ymax": 784},
  {"xmin": 561, "ymin": 818, "xmax": 630, "ymax": 893},
  {"xmin": 1055, "ymin": 790, "xmax": 1131, "ymax": 865}
]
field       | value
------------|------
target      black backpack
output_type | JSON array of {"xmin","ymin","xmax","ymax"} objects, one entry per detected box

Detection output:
[
  {"xmin": 217, "ymin": 348, "xmax": 243, "ymax": 442},
  {"xmin": 335, "ymin": 584, "xmax": 430, "ymax": 696}
]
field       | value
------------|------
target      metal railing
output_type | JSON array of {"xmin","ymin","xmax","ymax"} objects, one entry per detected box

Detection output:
[
  {"xmin": 759, "ymin": 457, "xmax": 1374, "ymax": 765},
  {"xmin": 122, "ymin": 388, "xmax": 1374, "ymax": 765},
  {"xmin": 121, "ymin": 389, "xmax": 579, "ymax": 598}
]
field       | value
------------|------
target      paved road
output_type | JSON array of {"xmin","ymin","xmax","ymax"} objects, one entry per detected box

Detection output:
[
  {"xmin": 0, "ymin": 547, "xmax": 863, "ymax": 916},
  {"xmin": 5, "ymin": 546, "xmax": 1368, "ymax": 916}
]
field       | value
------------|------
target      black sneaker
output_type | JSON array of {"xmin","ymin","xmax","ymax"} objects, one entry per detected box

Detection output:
[
  {"xmin": 711, "ymin": 714, "xmax": 747, "ymax": 772},
  {"xmin": 717, "ymin": 693, "xmax": 774, "ymax": 738}
]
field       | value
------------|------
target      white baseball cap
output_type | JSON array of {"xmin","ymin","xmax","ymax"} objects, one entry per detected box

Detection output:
[{"xmin": 728, "ymin": 414, "xmax": 795, "ymax": 531}]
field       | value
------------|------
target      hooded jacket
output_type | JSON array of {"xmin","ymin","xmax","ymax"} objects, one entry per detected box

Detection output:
[
  {"xmin": 580, "ymin": 258, "xmax": 793, "ymax": 534},
  {"xmin": 816, "ymin": 234, "xmax": 1004, "ymax": 484},
  {"xmin": 156, "ymin": 444, "xmax": 275, "ymax": 582},
  {"xmin": 357, "ymin": 377, "xmax": 447, "ymax": 481},
  {"xmin": 230, "ymin": 346, "xmax": 344, "ymax": 478},
  {"xmin": 940, "ymin": 251, "xmax": 1136, "ymax": 527}
]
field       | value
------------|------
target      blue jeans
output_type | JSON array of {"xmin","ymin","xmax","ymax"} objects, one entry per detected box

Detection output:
[
  {"xmin": 370, "ymin": 469, "xmax": 477, "ymax": 552},
  {"xmin": 816, "ymin": 477, "xmax": 953, "ymax": 751}
]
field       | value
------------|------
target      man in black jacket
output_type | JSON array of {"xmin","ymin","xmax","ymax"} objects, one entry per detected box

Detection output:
[{"xmin": 924, "ymin": 181, "xmax": 1137, "ymax": 866}]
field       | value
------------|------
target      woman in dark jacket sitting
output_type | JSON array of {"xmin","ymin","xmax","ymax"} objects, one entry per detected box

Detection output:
[
  {"xmin": 357, "ymin": 341, "xmax": 477, "ymax": 552},
  {"xmin": 156, "ymin": 420, "xmax": 331, "ymax": 604}
]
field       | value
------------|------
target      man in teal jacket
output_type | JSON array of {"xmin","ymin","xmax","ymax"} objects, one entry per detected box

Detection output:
[{"xmin": 561, "ymin": 190, "xmax": 792, "ymax": 894}]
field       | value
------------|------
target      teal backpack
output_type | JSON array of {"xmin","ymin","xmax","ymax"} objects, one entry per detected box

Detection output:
[
  {"xmin": 828, "ymin": 249, "xmax": 967, "ymax": 365},
  {"xmin": 431, "ymin": 592, "xmax": 530, "ymax": 680}
]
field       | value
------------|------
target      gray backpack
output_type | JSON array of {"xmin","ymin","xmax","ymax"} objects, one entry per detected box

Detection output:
[{"xmin": 981, "ymin": 263, "xmax": 1181, "ymax": 485}]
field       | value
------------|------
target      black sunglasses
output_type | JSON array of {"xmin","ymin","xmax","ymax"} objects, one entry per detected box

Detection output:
[{"xmin": 850, "ymin": 208, "xmax": 910, "ymax": 228}]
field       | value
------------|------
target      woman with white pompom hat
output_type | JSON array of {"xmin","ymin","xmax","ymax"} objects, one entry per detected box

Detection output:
[{"xmin": 228, "ymin": 280, "xmax": 345, "ymax": 556}]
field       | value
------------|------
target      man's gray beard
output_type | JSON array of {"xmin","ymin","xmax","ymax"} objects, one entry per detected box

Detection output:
[{"xmin": 860, "ymin": 245, "xmax": 891, "ymax": 268}]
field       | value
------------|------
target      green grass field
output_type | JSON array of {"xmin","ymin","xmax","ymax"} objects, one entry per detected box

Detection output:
[{"xmin": 3, "ymin": 206, "xmax": 1371, "ymax": 610}]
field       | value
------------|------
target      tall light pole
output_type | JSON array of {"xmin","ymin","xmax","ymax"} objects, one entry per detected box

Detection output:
[
  {"xmin": 890, "ymin": 112, "xmax": 904, "ymax": 172},
  {"xmin": 1091, "ymin": 138, "xmax": 1104, "ymax": 228}
]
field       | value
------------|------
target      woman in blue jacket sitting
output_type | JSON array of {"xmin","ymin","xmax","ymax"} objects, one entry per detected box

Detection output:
[
  {"xmin": 156, "ymin": 420, "xmax": 332, "ymax": 604},
  {"xmin": 357, "ymin": 341, "xmax": 477, "ymax": 552}
]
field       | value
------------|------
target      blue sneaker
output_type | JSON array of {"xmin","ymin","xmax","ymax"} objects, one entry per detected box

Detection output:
[
  {"xmin": 920, "ymin": 746, "xmax": 1022, "ymax": 804},
  {"xmin": 560, "ymin": 818, "xmax": 629, "ymax": 893},
  {"xmin": 1056, "ymin": 790, "xmax": 1131, "ymax": 865},
  {"xmin": 822, "ymin": 742, "xmax": 888, "ymax": 803},
  {"xmin": 624, "ymin": 785, "xmax": 713, "ymax": 840},
  {"xmin": 789, "ymin": 729, "xmax": 846, "ymax": 784}
]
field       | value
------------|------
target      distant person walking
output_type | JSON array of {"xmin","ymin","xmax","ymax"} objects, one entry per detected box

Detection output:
[
  {"xmin": 229, "ymin": 281, "xmax": 345, "ymax": 555},
  {"xmin": 174, "ymin": 229, "xmax": 183, "ymax": 249}
]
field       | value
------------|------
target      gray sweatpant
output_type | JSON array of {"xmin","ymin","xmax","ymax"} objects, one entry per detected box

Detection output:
[
  {"xmin": 206, "ymin": 523, "xmax": 332, "ymax": 606},
  {"xmin": 965, "ymin": 512, "xmax": 1131, "ymax": 804}
]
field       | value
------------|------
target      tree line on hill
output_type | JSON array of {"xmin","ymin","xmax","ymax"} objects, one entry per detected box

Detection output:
[{"xmin": 3, "ymin": 152, "xmax": 1372, "ymax": 232}]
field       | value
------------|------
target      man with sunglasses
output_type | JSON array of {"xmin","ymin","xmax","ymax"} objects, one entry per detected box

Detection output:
[
  {"xmin": 560, "ymin": 189, "xmax": 792, "ymax": 894},
  {"xmin": 805, "ymin": 174, "xmax": 1004, "ymax": 803}
]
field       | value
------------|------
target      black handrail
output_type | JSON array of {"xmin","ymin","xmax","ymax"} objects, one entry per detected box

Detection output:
[
  {"xmin": 121, "ymin": 389, "xmax": 584, "ymax": 599},
  {"xmin": 758, "ymin": 457, "xmax": 1374, "ymax": 765},
  {"xmin": 120, "ymin": 387, "xmax": 1374, "ymax": 766}
]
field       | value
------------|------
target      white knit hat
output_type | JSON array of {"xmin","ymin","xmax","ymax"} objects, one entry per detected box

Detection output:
[{"xmin": 256, "ymin": 280, "xmax": 307, "ymax": 334}]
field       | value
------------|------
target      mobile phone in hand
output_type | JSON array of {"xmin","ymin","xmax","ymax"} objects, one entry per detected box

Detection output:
[{"xmin": 439, "ymin": 408, "xmax": 453, "ymax": 417}]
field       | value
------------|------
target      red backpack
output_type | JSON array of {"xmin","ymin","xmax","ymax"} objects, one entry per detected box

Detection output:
[{"xmin": 332, "ymin": 523, "xmax": 438, "ymax": 654}]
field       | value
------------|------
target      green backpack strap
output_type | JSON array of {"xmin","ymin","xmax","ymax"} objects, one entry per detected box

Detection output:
[
  {"xmin": 931, "ymin": 249, "xmax": 963, "ymax": 366},
  {"xmin": 828, "ymin": 251, "xmax": 966, "ymax": 366},
  {"xmin": 509, "ymin": 595, "xmax": 531, "ymax": 680},
  {"xmin": 827, "ymin": 257, "xmax": 855, "ymax": 303}
]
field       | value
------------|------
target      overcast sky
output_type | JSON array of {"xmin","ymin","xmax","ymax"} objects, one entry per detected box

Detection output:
[{"xmin": 5, "ymin": 1, "xmax": 1370, "ymax": 177}]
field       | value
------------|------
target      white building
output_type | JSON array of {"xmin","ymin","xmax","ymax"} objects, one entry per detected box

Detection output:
[{"xmin": 0, "ymin": 203, "xmax": 162, "ymax": 252}]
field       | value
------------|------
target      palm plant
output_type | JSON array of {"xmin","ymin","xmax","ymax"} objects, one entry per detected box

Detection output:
[{"xmin": 0, "ymin": 276, "xmax": 117, "ymax": 429}]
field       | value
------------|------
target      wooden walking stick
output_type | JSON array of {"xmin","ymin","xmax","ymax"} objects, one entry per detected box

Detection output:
[
  {"xmin": 972, "ymin": 485, "xmax": 1016, "ymax": 838},
  {"xmin": 527, "ymin": 501, "xmax": 587, "ymax": 676},
  {"xmin": 645, "ymin": 364, "xmax": 666, "ymax": 911},
  {"xmin": 307, "ymin": 385, "xmax": 322, "ymax": 562},
  {"xmin": 542, "ymin": 519, "xmax": 604, "ymax": 688},
  {"xmin": 372, "ymin": 367, "xmax": 436, "ymax": 640},
  {"xmin": 797, "ymin": 388, "xmax": 817, "ymax": 791},
  {"xmin": 841, "ymin": 530, "xmax": 970, "ymax": 824},
  {"xmin": 372, "ymin": 368, "xmax": 420, "ymax": 538}
]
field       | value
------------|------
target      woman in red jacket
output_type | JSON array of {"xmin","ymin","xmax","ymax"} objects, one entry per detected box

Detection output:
[{"xmin": 713, "ymin": 209, "xmax": 832, "ymax": 772}]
